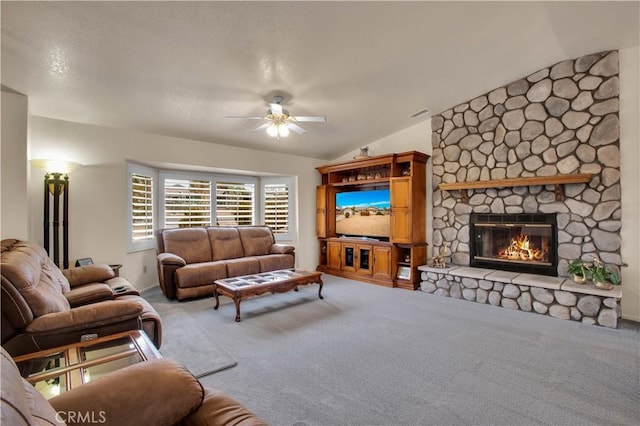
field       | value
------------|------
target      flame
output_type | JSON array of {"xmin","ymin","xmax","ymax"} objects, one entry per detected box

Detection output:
[{"xmin": 497, "ymin": 234, "xmax": 545, "ymax": 261}]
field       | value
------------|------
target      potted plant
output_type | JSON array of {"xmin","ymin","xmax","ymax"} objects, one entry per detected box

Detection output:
[
  {"xmin": 567, "ymin": 259, "xmax": 590, "ymax": 284},
  {"xmin": 591, "ymin": 256, "xmax": 620, "ymax": 290}
]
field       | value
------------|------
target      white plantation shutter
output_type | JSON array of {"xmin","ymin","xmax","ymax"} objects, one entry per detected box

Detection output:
[
  {"xmin": 163, "ymin": 178, "xmax": 212, "ymax": 228},
  {"xmin": 264, "ymin": 183, "xmax": 289, "ymax": 235},
  {"xmin": 131, "ymin": 173, "xmax": 154, "ymax": 242},
  {"xmin": 215, "ymin": 182, "xmax": 255, "ymax": 226}
]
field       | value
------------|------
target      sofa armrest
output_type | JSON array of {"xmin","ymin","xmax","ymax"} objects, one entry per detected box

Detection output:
[
  {"xmin": 65, "ymin": 283, "xmax": 114, "ymax": 307},
  {"xmin": 270, "ymin": 244, "xmax": 295, "ymax": 255},
  {"xmin": 158, "ymin": 252, "xmax": 187, "ymax": 266},
  {"xmin": 25, "ymin": 300, "xmax": 143, "ymax": 334},
  {"xmin": 50, "ymin": 359, "xmax": 204, "ymax": 426},
  {"xmin": 179, "ymin": 388, "xmax": 267, "ymax": 426},
  {"xmin": 63, "ymin": 264, "xmax": 115, "ymax": 288}
]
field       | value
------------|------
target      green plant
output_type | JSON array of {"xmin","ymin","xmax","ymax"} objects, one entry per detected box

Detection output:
[
  {"xmin": 567, "ymin": 259, "xmax": 590, "ymax": 278},
  {"xmin": 591, "ymin": 256, "xmax": 621, "ymax": 285}
]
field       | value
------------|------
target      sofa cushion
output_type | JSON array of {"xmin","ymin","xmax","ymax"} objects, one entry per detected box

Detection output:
[
  {"xmin": 225, "ymin": 257, "xmax": 260, "ymax": 277},
  {"xmin": 207, "ymin": 227, "xmax": 243, "ymax": 260},
  {"xmin": 0, "ymin": 241, "xmax": 70, "ymax": 316},
  {"xmin": 255, "ymin": 254, "xmax": 295, "ymax": 273},
  {"xmin": 237, "ymin": 227, "xmax": 275, "ymax": 257},
  {"xmin": 176, "ymin": 261, "xmax": 227, "ymax": 289},
  {"xmin": 163, "ymin": 228, "xmax": 212, "ymax": 264}
]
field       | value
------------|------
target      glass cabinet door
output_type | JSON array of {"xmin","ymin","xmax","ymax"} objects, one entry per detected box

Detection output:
[
  {"xmin": 344, "ymin": 246, "xmax": 354, "ymax": 268},
  {"xmin": 359, "ymin": 247, "xmax": 370, "ymax": 270}
]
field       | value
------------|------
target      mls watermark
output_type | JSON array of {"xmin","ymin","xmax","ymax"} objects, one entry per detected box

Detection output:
[{"xmin": 56, "ymin": 411, "xmax": 107, "ymax": 424}]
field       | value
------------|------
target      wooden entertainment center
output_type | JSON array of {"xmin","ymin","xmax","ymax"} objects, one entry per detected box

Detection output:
[{"xmin": 316, "ymin": 151, "xmax": 429, "ymax": 289}]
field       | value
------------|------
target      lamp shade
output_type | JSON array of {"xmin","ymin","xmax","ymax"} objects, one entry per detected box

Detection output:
[{"xmin": 31, "ymin": 159, "xmax": 82, "ymax": 174}]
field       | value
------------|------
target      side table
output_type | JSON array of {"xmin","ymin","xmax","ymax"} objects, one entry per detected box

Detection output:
[{"xmin": 13, "ymin": 330, "xmax": 161, "ymax": 399}]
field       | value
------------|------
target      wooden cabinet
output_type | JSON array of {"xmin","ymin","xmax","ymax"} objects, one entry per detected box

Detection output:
[
  {"xmin": 327, "ymin": 240, "xmax": 342, "ymax": 270},
  {"xmin": 316, "ymin": 151, "xmax": 429, "ymax": 289},
  {"xmin": 372, "ymin": 245, "xmax": 392, "ymax": 281}
]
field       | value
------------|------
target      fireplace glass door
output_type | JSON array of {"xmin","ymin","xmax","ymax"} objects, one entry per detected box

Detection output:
[{"xmin": 469, "ymin": 213, "xmax": 557, "ymax": 276}]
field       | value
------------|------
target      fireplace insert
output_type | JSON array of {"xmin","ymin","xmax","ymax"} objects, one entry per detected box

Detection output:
[{"xmin": 469, "ymin": 213, "xmax": 557, "ymax": 276}]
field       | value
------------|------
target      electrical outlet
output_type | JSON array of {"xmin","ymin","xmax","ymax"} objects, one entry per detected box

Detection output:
[{"xmin": 143, "ymin": 265, "xmax": 148, "ymax": 274}]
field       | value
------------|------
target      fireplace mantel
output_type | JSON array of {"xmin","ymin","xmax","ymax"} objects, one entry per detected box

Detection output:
[{"xmin": 438, "ymin": 173, "xmax": 593, "ymax": 202}]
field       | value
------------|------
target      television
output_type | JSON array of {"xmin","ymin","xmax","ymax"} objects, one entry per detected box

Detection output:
[{"xmin": 335, "ymin": 188, "xmax": 391, "ymax": 239}]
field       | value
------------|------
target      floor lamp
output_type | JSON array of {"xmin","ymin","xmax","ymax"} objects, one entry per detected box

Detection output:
[{"xmin": 32, "ymin": 160, "xmax": 81, "ymax": 269}]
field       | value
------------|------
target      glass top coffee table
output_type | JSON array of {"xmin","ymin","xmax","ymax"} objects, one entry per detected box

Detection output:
[
  {"xmin": 213, "ymin": 269, "xmax": 324, "ymax": 322},
  {"xmin": 13, "ymin": 330, "xmax": 161, "ymax": 399}
]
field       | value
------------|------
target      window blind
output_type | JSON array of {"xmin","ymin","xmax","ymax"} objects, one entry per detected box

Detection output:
[
  {"xmin": 131, "ymin": 173, "xmax": 154, "ymax": 242},
  {"xmin": 264, "ymin": 183, "xmax": 289, "ymax": 234},
  {"xmin": 215, "ymin": 182, "xmax": 255, "ymax": 226},
  {"xmin": 164, "ymin": 178, "xmax": 212, "ymax": 228}
]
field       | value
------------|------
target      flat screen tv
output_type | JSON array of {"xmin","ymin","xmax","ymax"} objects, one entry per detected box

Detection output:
[{"xmin": 335, "ymin": 189, "xmax": 391, "ymax": 239}]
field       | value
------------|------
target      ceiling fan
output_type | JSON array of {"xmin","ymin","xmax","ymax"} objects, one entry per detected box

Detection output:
[{"xmin": 226, "ymin": 96, "xmax": 328, "ymax": 139}]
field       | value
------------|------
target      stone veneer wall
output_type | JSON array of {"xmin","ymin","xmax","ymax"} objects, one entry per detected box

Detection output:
[{"xmin": 430, "ymin": 51, "xmax": 622, "ymax": 275}]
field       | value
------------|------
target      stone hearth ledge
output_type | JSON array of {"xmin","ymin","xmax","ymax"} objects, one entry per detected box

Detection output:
[{"xmin": 418, "ymin": 265, "xmax": 622, "ymax": 328}]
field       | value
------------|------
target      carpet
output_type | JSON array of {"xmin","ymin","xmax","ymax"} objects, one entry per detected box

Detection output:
[{"xmin": 143, "ymin": 287, "xmax": 237, "ymax": 378}]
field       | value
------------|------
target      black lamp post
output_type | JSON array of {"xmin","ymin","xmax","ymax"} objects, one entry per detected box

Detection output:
[
  {"xmin": 34, "ymin": 159, "xmax": 80, "ymax": 269},
  {"xmin": 43, "ymin": 172, "xmax": 70, "ymax": 269}
]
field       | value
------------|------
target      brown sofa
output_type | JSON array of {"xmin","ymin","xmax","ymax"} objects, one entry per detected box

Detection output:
[
  {"xmin": 156, "ymin": 225, "xmax": 295, "ymax": 300},
  {"xmin": 1, "ymin": 346, "xmax": 266, "ymax": 426},
  {"xmin": 1, "ymin": 239, "xmax": 162, "ymax": 356}
]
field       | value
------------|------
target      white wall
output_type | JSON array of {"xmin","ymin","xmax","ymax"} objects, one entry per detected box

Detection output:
[
  {"xmin": 28, "ymin": 117, "xmax": 323, "ymax": 290},
  {"xmin": 1, "ymin": 89, "xmax": 30, "ymax": 240},
  {"xmin": 619, "ymin": 46, "xmax": 640, "ymax": 322}
]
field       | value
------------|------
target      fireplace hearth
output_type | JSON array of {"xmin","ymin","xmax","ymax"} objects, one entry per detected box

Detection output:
[{"xmin": 469, "ymin": 213, "xmax": 557, "ymax": 276}]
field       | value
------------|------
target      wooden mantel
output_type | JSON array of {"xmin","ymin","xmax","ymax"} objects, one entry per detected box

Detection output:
[{"xmin": 438, "ymin": 173, "xmax": 593, "ymax": 202}]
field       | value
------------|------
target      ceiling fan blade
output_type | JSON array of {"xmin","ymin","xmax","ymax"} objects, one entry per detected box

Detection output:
[
  {"xmin": 226, "ymin": 116, "xmax": 264, "ymax": 120},
  {"xmin": 269, "ymin": 102, "xmax": 283, "ymax": 115},
  {"xmin": 287, "ymin": 123, "xmax": 307, "ymax": 134},
  {"xmin": 251, "ymin": 122, "xmax": 271, "ymax": 132},
  {"xmin": 291, "ymin": 115, "xmax": 328, "ymax": 123}
]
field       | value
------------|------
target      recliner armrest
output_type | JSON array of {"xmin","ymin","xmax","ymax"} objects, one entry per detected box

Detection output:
[
  {"xmin": 180, "ymin": 388, "xmax": 267, "ymax": 426},
  {"xmin": 63, "ymin": 264, "xmax": 115, "ymax": 288},
  {"xmin": 158, "ymin": 252, "xmax": 187, "ymax": 266},
  {"xmin": 65, "ymin": 283, "xmax": 114, "ymax": 307},
  {"xmin": 25, "ymin": 300, "xmax": 143, "ymax": 334},
  {"xmin": 270, "ymin": 244, "xmax": 295, "ymax": 254},
  {"xmin": 50, "ymin": 359, "xmax": 204, "ymax": 426}
]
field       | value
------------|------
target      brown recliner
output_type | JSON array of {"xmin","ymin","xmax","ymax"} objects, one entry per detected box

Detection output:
[
  {"xmin": 0, "ymin": 347, "xmax": 266, "ymax": 426},
  {"xmin": 1, "ymin": 239, "xmax": 162, "ymax": 356}
]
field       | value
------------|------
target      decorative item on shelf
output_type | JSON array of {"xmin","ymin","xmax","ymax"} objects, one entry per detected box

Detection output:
[
  {"xmin": 590, "ymin": 255, "xmax": 621, "ymax": 290},
  {"xmin": 348, "ymin": 172, "xmax": 356, "ymax": 182},
  {"xmin": 566, "ymin": 259, "xmax": 590, "ymax": 284},
  {"xmin": 357, "ymin": 173, "xmax": 366, "ymax": 180},
  {"xmin": 402, "ymin": 165, "xmax": 411, "ymax": 176},
  {"xmin": 397, "ymin": 266, "xmax": 411, "ymax": 280},
  {"xmin": 431, "ymin": 244, "xmax": 449, "ymax": 268},
  {"xmin": 374, "ymin": 171, "xmax": 382, "ymax": 179},
  {"xmin": 354, "ymin": 146, "xmax": 370, "ymax": 160},
  {"xmin": 404, "ymin": 253, "xmax": 411, "ymax": 263}
]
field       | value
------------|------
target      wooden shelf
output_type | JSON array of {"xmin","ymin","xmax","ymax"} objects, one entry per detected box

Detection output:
[
  {"xmin": 332, "ymin": 177, "xmax": 389, "ymax": 187},
  {"xmin": 438, "ymin": 173, "xmax": 593, "ymax": 202}
]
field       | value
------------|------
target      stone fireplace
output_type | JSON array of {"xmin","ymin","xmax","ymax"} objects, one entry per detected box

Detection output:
[
  {"xmin": 420, "ymin": 50, "xmax": 623, "ymax": 328},
  {"xmin": 430, "ymin": 50, "xmax": 621, "ymax": 276},
  {"xmin": 469, "ymin": 213, "xmax": 557, "ymax": 276}
]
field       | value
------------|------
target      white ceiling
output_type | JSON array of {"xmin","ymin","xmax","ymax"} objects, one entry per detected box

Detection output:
[{"xmin": 1, "ymin": 1, "xmax": 638, "ymax": 160}]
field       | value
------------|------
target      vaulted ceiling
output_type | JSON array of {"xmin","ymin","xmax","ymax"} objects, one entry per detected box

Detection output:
[{"xmin": 2, "ymin": 1, "xmax": 638, "ymax": 159}]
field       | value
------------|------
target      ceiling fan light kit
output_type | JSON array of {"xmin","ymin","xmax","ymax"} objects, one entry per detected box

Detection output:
[{"xmin": 227, "ymin": 95, "xmax": 327, "ymax": 139}]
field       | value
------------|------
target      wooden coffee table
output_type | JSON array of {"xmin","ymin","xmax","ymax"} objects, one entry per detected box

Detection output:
[{"xmin": 213, "ymin": 269, "xmax": 324, "ymax": 322}]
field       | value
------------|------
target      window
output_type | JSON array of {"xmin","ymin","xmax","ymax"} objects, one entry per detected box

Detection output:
[
  {"xmin": 215, "ymin": 181, "xmax": 255, "ymax": 226},
  {"xmin": 127, "ymin": 164, "xmax": 156, "ymax": 252},
  {"xmin": 163, "ymin": 177, "xmax": 212, "ymax": 228},
  {"xmin": 262, "ymin": 177, "xmax": 294, "ymax": 241},
  {"xmin": 128, "ymin": 163, "xmax": 295, "ymax": 252}
]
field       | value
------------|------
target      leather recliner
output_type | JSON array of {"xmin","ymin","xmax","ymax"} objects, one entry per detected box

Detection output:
[
  {"xmin": 1, "ymin": 239, "xmax": 162, "ymax": 356},
  {"xmin": 0, "ymin": 347, "xmax": 266, "ymax": 426}
]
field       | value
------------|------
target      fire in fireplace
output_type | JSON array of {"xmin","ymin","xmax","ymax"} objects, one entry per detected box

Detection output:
[{"xmin": 469, "ymin": 213, "xmax": 557, "ymax": 276}]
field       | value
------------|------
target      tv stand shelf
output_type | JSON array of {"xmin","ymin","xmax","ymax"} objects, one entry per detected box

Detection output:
[{"xmin": 316, "ymin": 151, "xmax": 429, "ymax": 289}]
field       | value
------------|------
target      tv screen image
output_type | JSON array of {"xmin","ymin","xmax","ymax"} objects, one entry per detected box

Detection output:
[{"xmin": 335, "ymin": 189, "xmax": 391, "ymax": 238}]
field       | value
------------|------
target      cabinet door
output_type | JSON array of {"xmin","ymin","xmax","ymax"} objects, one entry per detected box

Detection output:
[
  {"xmin": 372, "ymin": 245, "xmax": 392, "ymax": 280},
  {"xmin": 327, "ymin": 241, "xmax": 342, "ymax": 270},
  {"xmin": 316, "ymin": 185, "xmax": 328, "ymax": 237},
  {"xmin": 390, "ymin": 178, "xmax": 412, "ymax": 243},
  {"xmin": 356, "ymin": 244, "xmax": 373, "ymax": 276},
  {"xmin": 341, "ymin": 242, "xmax": 356, "ymax": 273}
]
